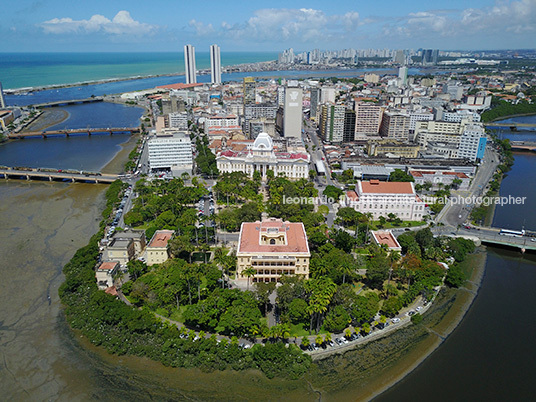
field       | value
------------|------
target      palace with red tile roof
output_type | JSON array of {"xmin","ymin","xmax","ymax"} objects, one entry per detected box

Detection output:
[{"xmin": 236, "ymin": 218, "xmax": 310, "ymax": 283}]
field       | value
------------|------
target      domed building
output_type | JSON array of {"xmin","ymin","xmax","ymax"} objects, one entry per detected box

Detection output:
[{"xmin": 216, "ymin": 133, "xmax": 310, "ymax": 179}]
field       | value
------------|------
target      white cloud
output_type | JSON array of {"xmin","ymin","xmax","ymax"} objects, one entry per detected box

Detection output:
[
  {"xmin": 382, "ymin": 0, "xmax": 536, "ymax": 41},
  {"xmin": 40, "ymin": 10, "xmax": 156, "ymax": 35},
  {"xmin": 192, "ymin": 8, "xmax": 363, "ymax": 44},
  {"xmin": 189, "ymin": 19, "xmax": 215, "ymax": 37}
]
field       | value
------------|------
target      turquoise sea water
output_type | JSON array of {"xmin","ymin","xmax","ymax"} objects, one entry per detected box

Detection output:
[{"xmin": 0, "ymin": 52, "xmax": 279, "ymax": 90}]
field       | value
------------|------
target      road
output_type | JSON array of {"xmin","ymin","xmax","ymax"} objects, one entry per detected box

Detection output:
[
  {"xmin": 303, "ymin": 118, "xmax": 339, "ymax": 226},
  {"xmin": 436, "ymin": 144, "xmax": 500, "ymax": 227}
]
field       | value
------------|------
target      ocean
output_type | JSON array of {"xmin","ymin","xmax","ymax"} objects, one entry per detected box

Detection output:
[{"xmin": 0, "ymin": 52, "xmax": 279, "ymax": 90}]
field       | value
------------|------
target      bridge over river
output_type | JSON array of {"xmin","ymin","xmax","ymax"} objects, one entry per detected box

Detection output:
[
  {"xmin": 8, "ymin": 126, "xmax": 140, "ymax": 139},
  {"xmin": 484, "ymin": 122, "xmax": 536, "ymax": 130},
  {"xmin": 433, "ymin": 226, "xmax": 536, "ymax": 252},
  {"xmin": 510, "ymin": 141, "xmax": 536, "ymax": 152},
  {"xmin": 0, "ymin": 167, "xmax": 118, "ymax": 184}
]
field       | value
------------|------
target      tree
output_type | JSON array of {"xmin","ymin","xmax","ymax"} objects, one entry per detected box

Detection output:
[
  {"xmin": 301, "ymin": 337, "xmax": 310, "ymax": 348},
  {"xmin": 323, "ymin": 305, "xmax": 351, "ymax": 332},
  {"xmin": 445, "ymin": 263, "xmax": 465, "ymax": 287},
  {"xmin": 305, "ymin": 277, "xmax": 337, "ymax": 334},
  {"xmin": 389, "ymin": 169, "xmax": 414, "ymax": 182},
  {"xmin": 243, "ymin": 267, "xmax": 256, "ymax": 290},
  {"xmin": 288, "ymin": 298, "xmax": 309, "ymax": 325},
  {"xmin": 366, "ymin": 250, "xmax": 390, "ymax": 289},
  {"xmin": 127, "ymin": 259, "xmax": 148, "ymax": 281},
  {"xmin": 255, "ymin": 281, "xmax": 276, "ymax": 316}
]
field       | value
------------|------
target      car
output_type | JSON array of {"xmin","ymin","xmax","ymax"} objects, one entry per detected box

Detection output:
[
  {"xmin": 416, "ymin": 306, "xmax": 423, "ymax": 311},
  {"xmin": 392, "ymin": 318, "xmax": 401, "ymax": 323},
  {"xmin": 531, "ymin": 238, "xmax": 536, "ymax": 242},
  {"xmin": 407, "ymin": 311, "xmax": 416, "ymax": 316}
]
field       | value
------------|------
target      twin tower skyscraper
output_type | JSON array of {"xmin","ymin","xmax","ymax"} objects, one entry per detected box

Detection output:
[{"xmin": 183, "ymin": 44, "xmax": 221, "ymax": 85}]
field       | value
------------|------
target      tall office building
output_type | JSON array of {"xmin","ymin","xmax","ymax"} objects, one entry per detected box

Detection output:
[
  {"xmin": 310, "ymin": 87, "xmax": 320, "ymax": 120},
  {"xmin": 243, "ymin": 77, "xmax": 256, "ymax": 105},
  {"xmin": 343, "ymin": 109, "xmax": 356, "ymax": 143},
  {"xmin": 283, "ymin": 82, "xmax": 303, "ymax": 138},
  {"xmin": 421, "ymin": 49, "xmax": 439, "ymax": 65},
  {"xmin": 210, "ymin": 44, "xmax": 221, "ymax": 84},
  {"xmin": 398, "ymin": 66, "xmax": 408, "ymax": 86},
  {"xmin": 0, "ymin": 82, "xmax": 5, "ymax": 109},
  {"xmin": 393, "ymin": 50, "xmax": 405, "ymax": 65},
  {"xmin": 184, "ymin": 44, "xmax": 197, "ymax": 84}
]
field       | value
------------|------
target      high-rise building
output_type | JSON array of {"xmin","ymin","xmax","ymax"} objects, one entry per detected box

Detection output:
[
  {"xmin": 380, "ymin": 111, "xmax": 410, "ymax": 141},
  {"xmin": 319, "ymin": 104, "xmax": 345, "ymax": 143},
  {"xmin": 343, "ymin": 109, "xmax": 356, "ymax": 143},
  {"xmin": 310, "ymin": 87, "xmax": 320, "ymax": 120},
  {"xmin": 184, "ymin": 44, "xmax": 197, "ymax": 84},
  {"xmin": 283, "ymin": 82, "xmax": 303, "ymax": 138},
  {"xmin": 210, "ymin": 44, "xmax": 221, "ymax": 84},
  {"xmin": 243, "ymin": 77, "xmax": 256, "ymax": 105},
  {"xmin": 421, "ymin": 49, "xmax": 439, "ymax": 65},
  {"xmin": 393, "ymin": 50, "xmax": 405, "ymax": 65},
  {"xmin": 354, "ymin": 103, "xmax": 384, "ymax": 138},
  {"xmin": 458, "ymin": 125, "xmax": 487, "ymax": 161},
  {"xmin": 0, "ymin": 82, "xmax": 5, "ymax": 109},
  {"xmin": 398, "ymin": 66, "xmax": 408, "ymax": 87}
]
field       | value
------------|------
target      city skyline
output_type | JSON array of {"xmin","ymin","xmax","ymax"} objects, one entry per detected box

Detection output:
[{"xmin": 1, "ymin": 0, "xmax": 535, "ymax": 52}]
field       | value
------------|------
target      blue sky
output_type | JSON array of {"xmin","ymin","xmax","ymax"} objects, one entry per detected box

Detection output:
[{"xmin": 1, "ymin": 0, "xmax": 535, "ymax": 52}]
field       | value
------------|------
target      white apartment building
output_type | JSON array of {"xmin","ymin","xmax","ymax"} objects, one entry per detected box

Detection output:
[
  {"xmin": 283, "ymin": 84, "xmax": 303, "ymax": 138},
  {"xmin": 458, "ymin": 125, "xmax": 487, "ymax": 161},
  {"xmin": 169, "ymin": 112, "xmax": 188, "ymax": 131},
  {"xmin": 343, "ymin": 180, "xmax": 425, "ymax": 221},
  {"xmin": 184, "ymin": 44, "xmax": 197, "ymax": 84},
  {"xmin": 204, "ymin": 114, "xmax": 239, "ymax": 129},
  {"xmin": 148, "ymin": 130, "xmax": 193, "ymax": 172},
  {"xmin": 210, "ymin": 44, "xmax": 221, "ymax": 84},
  {"xmin": 320, "ymin": 103, "xmax": 345, "ymax": 143},
  {"xmin": 409, "ymin": 111, "xmax": 434, "ymax": 133},
  {"xmin": 216, "ymin": 133, "xmax": 309, "ymax": 179},
  {"xmin": 439, "ymin": 110, "xmax": 481, "ymax": 123}
]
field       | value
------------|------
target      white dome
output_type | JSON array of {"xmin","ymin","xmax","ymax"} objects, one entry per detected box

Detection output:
[{"xmin": 252, "ymin": 132, "xmax": 273, "ymax": 150}]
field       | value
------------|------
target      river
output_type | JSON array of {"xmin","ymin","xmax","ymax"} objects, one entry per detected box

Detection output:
[
  {"xmin": 1, "ymin": 103, "xmax": 536, "ymax": 399},
  {"xmin": 377, "ymin": 114, "xmax": 536, "ymax": 401}
]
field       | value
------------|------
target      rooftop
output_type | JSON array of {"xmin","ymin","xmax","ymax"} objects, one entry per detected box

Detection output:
[
  {"xmin": 238, "ymin": 218, "xmax": 310, "ymax": 255},
  {"xmin": 359, "ymin": 180, "xmax": 415, "ymax": 195},
  {"xmin": 371, "ymin": 231, "xmax": 402, "ymax": 250},
  {"xmin": 148, "ymin": 230, "xmax": 174, "ymax": 248},
  {"xmin": 97, "ymin": 261, "xmax": 119, "ymax": 271}
]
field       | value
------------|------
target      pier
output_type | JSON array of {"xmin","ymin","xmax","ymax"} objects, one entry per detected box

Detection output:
[{"xmin": 0, "ymin": 166, "xmax": 118, "ymax": 184}]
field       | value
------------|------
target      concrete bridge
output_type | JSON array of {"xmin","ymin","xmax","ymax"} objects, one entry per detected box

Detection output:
[
  {"xmin": 30, "ymin": 97, "xmax": 104, "ymax": 108},
  {"xmin": 8, "ymin": 126, "xmax": 140, "ymax": 139},
  {"xmin": 510, "ymin": 141, "xmax": 536, "ymax": 152},
  {"xmin": 0, "ymin": 167, "xmax": 118, "ymax": 184},
  {"xmin": 484, "ymin": 122, "xmax": 536, "ymax": 130},
  {"xmin": 434, "ymin": 226, "xmax": 536, "ymax": 253}
]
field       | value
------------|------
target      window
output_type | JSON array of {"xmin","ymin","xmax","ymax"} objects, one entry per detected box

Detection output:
[{"xmin": 270, "ymin": 239, "xmax": 276, "ymax": 245}]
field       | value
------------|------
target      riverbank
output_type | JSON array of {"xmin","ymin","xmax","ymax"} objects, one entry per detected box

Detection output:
[
  {"xmin": 304, "ymin": 250, "xmax": 487, "ymax": 401},
  {"xmin": 22, "ymin": 109, "xmax": 69, "ymax": 132},
  {"xmin": 489, "ymin": 112, "xmax": 536, "ymax": 122},
  {"xmin": 100, "ymin": 133, "xmax": 140, "ymax": 175}
]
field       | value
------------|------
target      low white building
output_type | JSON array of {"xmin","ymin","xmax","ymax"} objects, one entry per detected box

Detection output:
[
  {"xmin": 216, "ymin": 133, "xmax": 310, "ymax": 180},
  {"xmin": 410, "ymin": 170, "xmax": 470, "ymax": 189},
  {"xmin": 95, "ymin": 261, "xmax": 120, "ymax": 290},
  {"xmin": 148, "ymin": 130, "xmax": 193, "ymax": 173},
  {"xmin": 343, "ymin": 180, "xmax": 425, "ymax": 221}
]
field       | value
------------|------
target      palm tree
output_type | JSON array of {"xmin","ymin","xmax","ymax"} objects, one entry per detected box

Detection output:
[
  {"xmin": 243, "ymin": 267, "xmax": 256, "ymax": 290},
  {"xmin": 325, "ymin": 332, "xmax": 332, "ymax": 345},
  {"xmin": 344, "ymin": 328, "xmax": 352, "ymax": 339},
  {"xmin": 301, "ymin": 337, "xmax": 310, "ymax": 348}
]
